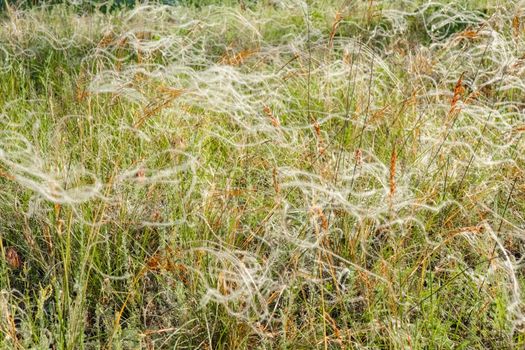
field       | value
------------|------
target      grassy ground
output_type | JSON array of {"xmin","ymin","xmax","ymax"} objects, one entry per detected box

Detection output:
[{"xmin": 0, "ymin": 0, "xmax": 524, "ymax": 348}]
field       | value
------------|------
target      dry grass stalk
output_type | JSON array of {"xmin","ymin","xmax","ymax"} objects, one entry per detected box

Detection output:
[
  {"xmin": 512, "ymin": 15, "xmax": 521, "ymax": 37},
  {"xmin": 263, "ymin": 105, "xmax": 280, "ymax": 127},
  {"xmin": 329, "ymin": 12, "xmax": 343, "ymax": 49},
  {"xmin": 343, "ymin": 51, "xmax": 351, "ymax": 64},
  {"xmin": 272, "ymin": 167, "xmax": 280, "ymax": 194},
  {"xmin": 311, "ymin": 206, "xmax": 328, "ymax": 232},
  {"xmin": 449, "ymin": 72, "xmax": 465, "ymax": 114},
  {"xmin": 389, "ymin": 144, "xmax": 397, "ymax": 206},
  {"xmin": 6, "ymin": 247, "xmax": 21, "ymax": 269},
  {"xmin": 219, "ymin": 48, "xmax": 258, "ymax": 66},
  {"xmin": 456, "ymin": 29, "xmax": 479, "ymax": 40},
  {"xmin": 146, "ymin": 250, "xmax": 189, "ymax": 286},
  {"xmin": 313, "ymin": 121, "xmax": 321, "ymax": 138},
  {"xmin": 157, "ymin": 86, "xmax": 185, "ymax": 98},
  {"xmin": 134, "ymin": 87, "xmax": 185, "ymax": 128},
  {"xmin": 312, "ymin": 121, "xmax": 326, "ymax": 156},
  {"xmin": 354, "ymin": 148, "xmax": 362, "ymax": 165},
  {"xmin": 97, "ymin": 31, "xmax": 115, "ymax": 48},
  {"xmin": 323, "ymin": 311, "xmax": 343, "ymax": 346},
  {"xmin": 75, "ymin": 69, "xmax": 88, "ymax": 102},
  {"xmin": 512, "ymin": 125, "xmax": 525, "ymax": 133},
  {"xmin": 448, "ymin": 225, "xmax": 485, "ymax": 235},
  {"xmin": 369, "ymin": 105, "xmax": 390, "ymax": 125},
  {"xmin": 0, "ymin": 168, "xmax": 14, "ymax": 180}
]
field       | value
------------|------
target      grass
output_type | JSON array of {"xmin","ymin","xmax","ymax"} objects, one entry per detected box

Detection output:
[{"xmin": 0, "ymin": 0, "xmax": 524, "ymax": 348}]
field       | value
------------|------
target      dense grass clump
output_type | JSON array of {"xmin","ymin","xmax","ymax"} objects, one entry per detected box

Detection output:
[{"xmin": 0, "ymin": 0, "xmax": 524, "ymax": 348}]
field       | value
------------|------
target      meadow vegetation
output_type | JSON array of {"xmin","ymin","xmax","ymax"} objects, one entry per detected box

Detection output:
[{"xmin": 0, "ymin": 0, "xmax": 524, "ymax": 348}]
